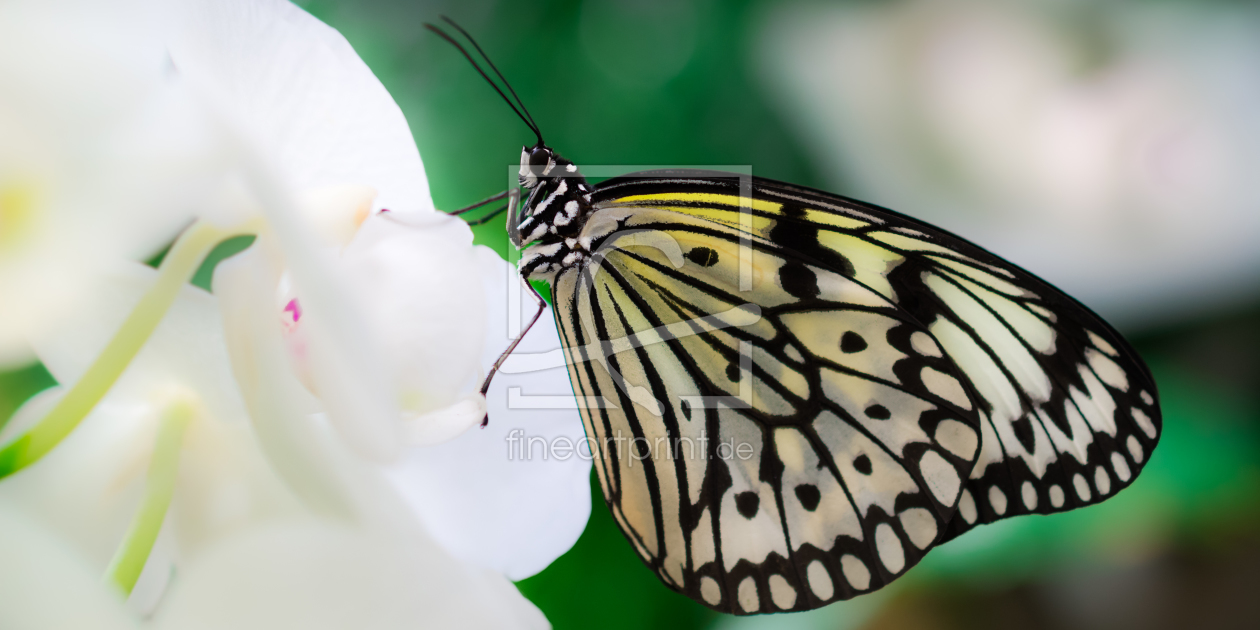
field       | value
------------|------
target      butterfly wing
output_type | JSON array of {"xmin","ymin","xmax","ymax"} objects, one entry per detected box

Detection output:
[
  {"xmin": 592, "ymin": 171, "xmax": 1161, "ymax": 543},
  {"xmin": 550, "ymin": 192, "xmax": 984, "ymax": 613}
]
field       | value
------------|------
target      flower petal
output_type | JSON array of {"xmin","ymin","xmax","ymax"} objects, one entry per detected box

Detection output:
[
  {"xmin": 0, "ymin": 391, "xmax": 159, "ymax": 569},
  {"xmin": 0, "ymin": 0, "xmax": 218, "ymax": 363},
  {"xmin": 166, "ymin": 0, "xmax": 431, "ymax": 216},
  {"xmin": 152, "ymin": 520, "xmax": 547, "ymax": 630},
  {"xmin": 403, "ymin": 394, "xmax": 487, "ymax": 448},
  {"xmin": 385, "ymin": 249, "xmax": 591, "ymax": 580},
  {"xmin": 341, "ymin": 211, "xmax": 486, "ymax": 417},
  {"xmin": 214, "ymin": 246, "xmax": 365, "ymax": 519},
  {"xmin": 0, "ymin": 503, "xmax": 136, "ymax": 630},
  {"xmin": 30, "ymin": 262, "xmax": 252, "ymax": 430}
]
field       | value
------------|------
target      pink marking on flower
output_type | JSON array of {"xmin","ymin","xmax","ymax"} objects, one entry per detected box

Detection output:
[
  {"xmin": 283, "ymin": 298, "xmax": 302, "ymax": 326},
  {"xmin": 379, "ymin": 208, "xmax": 391, "ymax": 213}
]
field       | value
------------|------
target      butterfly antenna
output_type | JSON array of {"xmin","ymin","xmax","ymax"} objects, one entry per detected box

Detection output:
[
  {"xmin": 439, "ymin": 16, "xmax": 542, "ymax": 142},
  {"xmin": 424, "ymin": 21, "xmax": 545, "ymax": 146}
]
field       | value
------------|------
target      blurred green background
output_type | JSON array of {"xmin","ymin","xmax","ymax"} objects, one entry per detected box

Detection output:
[{"xmin": 5, "ymin": 0, "xmax": 1260, "ymax": 628}]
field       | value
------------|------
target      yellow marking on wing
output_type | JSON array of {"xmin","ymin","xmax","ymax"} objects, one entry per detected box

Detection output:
[
  {"xmin": 615, "ymin": 192, "xmax": 783, "ymax": 214},
  {"xmin": 620, "ymin": 204, "xmax": 775, "ymax": 235},
  {"xmin": 805, "ymin": 209, "xmax": 868, "ymax": 231},
  {"xmin": 868, "ymin": 231, "xmax": 984, "ymax": 270},
  {"xmin": 816, "ymin": 231, "xmax": 904, "ymax": 301},
  {"xmin": 674, "ymin": 206, "xmax": 775, "ymax": 234}
]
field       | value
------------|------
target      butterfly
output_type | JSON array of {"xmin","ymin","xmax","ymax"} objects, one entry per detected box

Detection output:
[{"xmin": 427, "ymin": 19, "xmax": 1162, "ymax": 615}]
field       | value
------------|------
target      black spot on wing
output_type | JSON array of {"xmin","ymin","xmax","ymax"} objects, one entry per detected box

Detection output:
[
  {"xmin": 779, "ymin": 261, "xmax": 819, "ymax": 299},
  {"xmin": 840, "ymin": 331, "xmax": 867, "ymax": 353},
  {"xmin": 864, "ymin": 404, "xmax": 891, "ymax": 420},
  {"xmin": 1010, "ymin": 416, "xmax": 1036, "ymax": 452},
  {"xmin": 736, "ymin": 491, "xmax": 761, "ymax": 519},
  {"xmin": 686, "ymin": 246, "xmax": 720, "ymax": 267},
  {"xmin": 794, "ymin": 484, "xmax": 821, "ymax": 511}
]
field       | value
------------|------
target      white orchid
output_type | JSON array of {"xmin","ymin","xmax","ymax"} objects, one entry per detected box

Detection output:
[
  {"xmin": 0, "ymin": 0, "xmax": 589, "ymax": 626},
  {"xmin": 0, "ymin": 0, "xmax": 214, "ymax": 367}
]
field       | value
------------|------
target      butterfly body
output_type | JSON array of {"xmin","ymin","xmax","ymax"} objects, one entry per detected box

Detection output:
[
  {"xmin": 506, "ymin": 145, "xmax": 1160, "ymax": 615},
  {"xmin": 514, "ymin": 144, "xmax": 602, "ymax": 280}
]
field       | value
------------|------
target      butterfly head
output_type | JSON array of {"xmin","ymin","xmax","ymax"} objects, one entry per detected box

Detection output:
[
  {"xmin": 509, "ymin": 142, "xmax": 594, "ymax": 249},
  {"xmin": 518, "ymin": 142, "xmax": 575, "ymax": 189}
]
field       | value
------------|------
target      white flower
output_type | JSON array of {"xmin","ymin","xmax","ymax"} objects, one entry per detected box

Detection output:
[
  {"xmin": 0, "ymin": 0, "xmax": 217, "ymax": 367},
  {"xmin": 1, "ymin": 264, "xmax": 549, "ymax": 628},
  {"xmin": 162, "ymin": 0, "xmax": 591, "ymax": 578},
  {"xmin": 0, "ymin": 0, "xmax": 589, "ymax": 625},
  {"xmin": 761, "ymin": 0, "xmax": 1260, "ymax": 326}
]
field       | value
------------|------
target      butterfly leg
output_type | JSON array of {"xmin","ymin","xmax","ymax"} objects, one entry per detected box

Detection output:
[
  {"xmin": 464, "ymin": 204, "xmax": 509, "ymax": 226},
  {"xmin": 478, "ymin": 275, "xmax": 546, "ymax": 427},
  {"xmin": 444, "ymin": 189, "xmax": 508, "ymax": 216}
]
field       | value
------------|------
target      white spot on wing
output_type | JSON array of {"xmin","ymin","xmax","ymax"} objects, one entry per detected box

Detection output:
[
  {"xmin": 807, "ymin": 560, "xmax": 834, "ymax": 600},
  {"xmin": 1049, "ymin": 485, "xmax": 1065, "ymax": 507},
  {"xmin": 1132, "ymin": 408, "xmax": 1157, "ymax": 439},
  {"xmin": 899, "ymin": 508, "xmax": 938, "ymax": 549},
  {"xmin": 918, "ymin": 450, "xmax": 961, "ymax": 506},
  {"xmin": 769, "ymin": 575, "xmax": 797, "ymax": 610},
  {"xmin": 1127, "ymin": 435, "xmax": 1144, "ymax": 463},
  {"xmin": 1087, "ymin": 348, "xmax": 1128, "ymax": 391},
  {"xmin": 1140, "ymin": 390, "xmax": 1154, "ymax": 406},
  {"xmin": 911, "ymin": 331, "xmax": 942, "ymax": 357},
  {"xmin": 1021, "ymin": 481, "xmax": 1038, "ymax": 510},
  {"xmin": 1073, "ymin": 473, "xmax": 1092, "ymax": 501},
  {"xmin": 1111, "ymin": 451, "xmax": 1131, "ymax": 482},
  {"xmin": 934, "ymin": 419, "xmax": 977, "ymax": 459},
  {"xmin": 700, "ymin": 577, "xmax": 721, "ymax": 605},
  {"xmin": 988, "ymin": 485, "xmax": 1007, "ymax": 515},
  {"xmin": 738, "ymin": 577, "xmax": 759, "ymax": 613},
  {"xmin": 692, "ymin": 510, "xmax": 716, "ymax": 567},
  {"xmin": 958, "ymin": 489, "xmax": 977, "ymax": 524},
  {"xmin": 921, "ymin": 367, "xmax": 971, "ymax": 410},
  {"xmin": 971, "ymin": 411, "xmax": 1007, "ymax": 479},
  {"xmin": 1028, "ymin": 303, "xmax": 1055, "ymax": 320},
  {"xmin": 785, "ymin": 344, "xmax": 804, "ymax": 363},
  {"xmin": 1088, "ymin": 330, "xmax": 1118, "ymax": 356},
  {"xmin": 1094, "ymin": 465, "xmax": 1111, "ymax": 496},
  {"xmin": 1072, "ymin": 366, "xmax": 1118, "ymax": 436},
  {"xmin": 875, "ymin": 523, "xmax": 905, "ymax": 574},
  {"xmin": 841, "ymin": 555, "xmax": 871, "ymax": 591}
]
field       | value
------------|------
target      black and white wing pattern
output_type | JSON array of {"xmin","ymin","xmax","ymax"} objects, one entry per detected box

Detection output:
[
  {"xmin": 546, "ymin": 171, "xmax": 1160, "ymax": 615},
  {"xmin": 551, "ymin": 204, "xmax": 982, "ymax": 614}
]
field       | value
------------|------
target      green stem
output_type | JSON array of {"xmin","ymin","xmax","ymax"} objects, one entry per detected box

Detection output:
[
  {"xmin": 103, "ymin": 396, "xmax": 195, "ymax": 596},
  {"xmin": 0, "ymin": 220, "xmax": 244, "ymax": 477}
]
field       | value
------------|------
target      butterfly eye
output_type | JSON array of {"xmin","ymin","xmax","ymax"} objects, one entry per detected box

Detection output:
[
  {"xmin": 528, "ymin": 146, "xmax": 550, "ymax": 166},
  {"xmin": 527, "ymin": 145, "xmax": 554, "ymax": 176}
]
